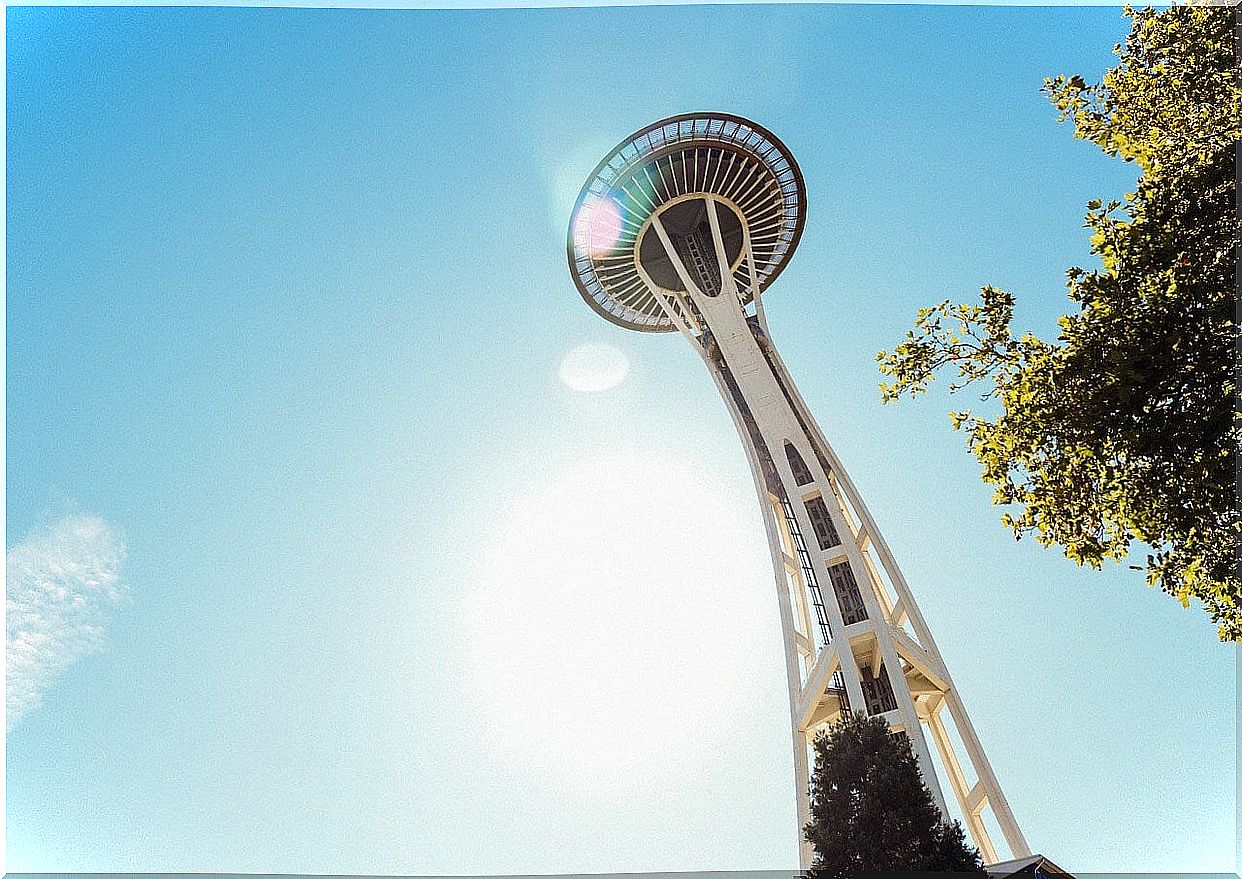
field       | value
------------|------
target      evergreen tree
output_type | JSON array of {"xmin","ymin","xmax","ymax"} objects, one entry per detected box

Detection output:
[{"xmin": 804, "ymin": 712, "xmax": 986, "ymax": 876}]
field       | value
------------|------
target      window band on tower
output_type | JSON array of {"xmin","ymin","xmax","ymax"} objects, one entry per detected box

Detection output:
[
  {"xmin": 827, "ymin": 561, "xmax": 869, "ymax": 625},
  {"xmin": 861, "ymin": 663, "xmax": 898, "ymax": 716},
  {"xmin": 785, "ymin": 442, "xmax": 814, "ymax": 486},
  {"xmin": 804, "ymin": 495, "xmax": 841, "ymax": 550}
]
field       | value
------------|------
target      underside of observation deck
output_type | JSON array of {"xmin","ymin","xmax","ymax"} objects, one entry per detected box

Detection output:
[{"xmin": 568, "ymin": 112, "xmax": 805, "ymax": 332}]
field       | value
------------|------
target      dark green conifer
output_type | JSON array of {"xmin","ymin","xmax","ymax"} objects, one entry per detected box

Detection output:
[{"xmin": 805, "ymin": 712, "xmax": 986, "ymax": 876}]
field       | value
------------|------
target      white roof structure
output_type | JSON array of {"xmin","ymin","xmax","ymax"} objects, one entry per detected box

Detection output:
[{"xmin": 987, "ymin": 854, "xmax": 1072, "ymax": 877}]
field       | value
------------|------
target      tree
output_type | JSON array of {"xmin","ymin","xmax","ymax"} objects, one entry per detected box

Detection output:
[
  {"xmin": 804, "ymin": 712, "xmax": 986, "ymax": 875},
  {"xmin": 876, "ymin": 5, "xmax": 1240, "ymax": 640}
]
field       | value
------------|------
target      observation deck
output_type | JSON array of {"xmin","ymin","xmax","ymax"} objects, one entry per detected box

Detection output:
[{"xmin": 567, "ymin": 112, "xmax": 806, "ymax": 332}]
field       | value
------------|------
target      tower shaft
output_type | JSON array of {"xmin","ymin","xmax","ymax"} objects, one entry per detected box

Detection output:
[{"xmin": 642, "ymin": 197, "xmax": 1030, "ymax": 869}]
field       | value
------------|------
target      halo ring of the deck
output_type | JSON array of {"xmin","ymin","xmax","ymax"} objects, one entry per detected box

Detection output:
[{"xmin": 568, "ymin": 112, "xmax": 807, "ymax": 333}]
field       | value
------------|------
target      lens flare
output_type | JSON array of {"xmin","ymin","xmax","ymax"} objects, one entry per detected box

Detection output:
[
  {"xmin": 559, "ymin": 343, "xmax": 629, "ymax": 393},
  {"xmin": 573, "ymin": 196, "xmax": 624, "ymax": 257}
]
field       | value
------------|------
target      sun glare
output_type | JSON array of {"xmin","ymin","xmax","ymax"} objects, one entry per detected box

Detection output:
[{"xmin": 464, "ymin": 450, "xmax": 772, "ymax": 795}]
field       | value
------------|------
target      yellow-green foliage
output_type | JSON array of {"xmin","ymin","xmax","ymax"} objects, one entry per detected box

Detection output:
[{"xmin": 877, "ymin": 6, "xmax": 1240, "ymax": 640}]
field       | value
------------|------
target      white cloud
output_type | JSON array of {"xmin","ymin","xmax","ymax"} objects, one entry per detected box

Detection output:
[{"xmin": 7, "ymin": 514, "xmax": 128, "ymax": 729}]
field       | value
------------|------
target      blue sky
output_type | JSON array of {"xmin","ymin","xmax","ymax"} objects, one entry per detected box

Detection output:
[{"xmin": 6, "ymin": 4, "xmax": 1235, "ymax": 874}]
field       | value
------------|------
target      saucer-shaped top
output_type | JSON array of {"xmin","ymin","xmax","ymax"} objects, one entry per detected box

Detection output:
[{"xmin": 567, "ymin": 112, "xmax": 806, "ymax": 332}]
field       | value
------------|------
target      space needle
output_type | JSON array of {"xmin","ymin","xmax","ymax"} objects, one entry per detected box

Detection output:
[{"xmin": 566, "ymin": 113, "xmax": 1031, "ymax": 868}]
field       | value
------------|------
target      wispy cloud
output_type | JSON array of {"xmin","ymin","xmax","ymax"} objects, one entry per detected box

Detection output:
[{"xmin": 7, "ymin": 514, "xmax": 128, "ymax": 729}]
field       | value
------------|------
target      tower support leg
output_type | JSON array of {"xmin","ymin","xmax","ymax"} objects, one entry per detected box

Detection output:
[{"xmin": 644, "ymin": 195, "xmax": 1028, "ymax": 869}]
